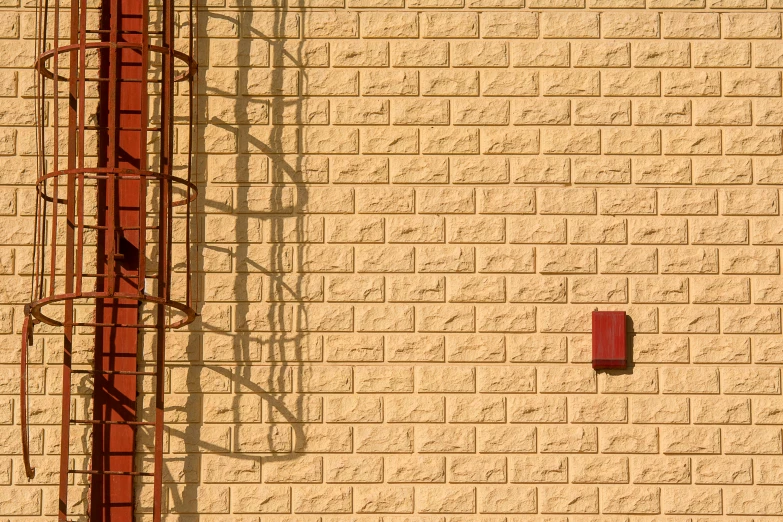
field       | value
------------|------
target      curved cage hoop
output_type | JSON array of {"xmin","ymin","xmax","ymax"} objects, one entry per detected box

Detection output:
[
  {"xmin": 35, "ymin": 42, "xmax": 197, "ymax": 83},
  {"xmin": 29, "ymin": 294, "xmax": 197, "ymax": 330},
  {"xmin": 36, "ymin": 168, "xmax": 198, "ymax": 207}
]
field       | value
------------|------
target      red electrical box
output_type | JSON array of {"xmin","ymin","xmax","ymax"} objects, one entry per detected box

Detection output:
[{"xmin": 592, "ymin": 311, "xmax": 627, "ymax": 370}]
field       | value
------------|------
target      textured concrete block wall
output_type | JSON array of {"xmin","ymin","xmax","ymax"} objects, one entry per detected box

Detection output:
[{"xmin": 2, "ymin": 0, "xmax": 783, "ymax": 518}]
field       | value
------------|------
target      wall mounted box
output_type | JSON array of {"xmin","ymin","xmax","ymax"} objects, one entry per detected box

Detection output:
[{"xmin": 592, "ymin": 311, "xmax": 627, "ymax": 370}]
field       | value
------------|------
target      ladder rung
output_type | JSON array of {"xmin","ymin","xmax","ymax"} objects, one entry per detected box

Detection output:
[
  {"xmin": 83, "ymin": 126, "xmax": 163, "ymax": 132},
  {"xmin": 85, "ymin": 29, "xmax": 164, "ymax": 35},
  {"xmin": 79, "ymin": 78, "xmax": 164, "ymax": 84},
  {"xmin": 69, "ymin": 469, "xmax": 153, "ymax": 477},
  {"xmin": 71, "ymin": 419, "xmax": 155, "ymax": 426},
  {"xmin": 72, "ymin": 369, "xmax": 156, "ymax": 376},
  {"xmin": 72, "ymin": 322, "xmax": 164, "ymax": 329},
  {"xmin": 81, "ymin": 225, "xmax": 161, "ymax": 231}
]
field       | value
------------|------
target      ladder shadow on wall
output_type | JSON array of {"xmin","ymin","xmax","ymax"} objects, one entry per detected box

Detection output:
[{"xmin": 161, "ymin": 0, "xmax": 312, "ymax": 515}]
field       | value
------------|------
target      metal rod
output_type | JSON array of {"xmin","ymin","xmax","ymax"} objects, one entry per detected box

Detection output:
[
  {"xmin": 105, "ymin": 0, "xmax": 118, "ymax": 297},
  {"xmin": 70, "ymin": 469, "xmax": 154, "ymax": 477},
  {"xmin": 49, "ymin": 0, "xmax": 60, "ymax": 299},
  {"xmin": 75, "ymin": 0, "xmax": 88, "ymax": 295},
  {"xmin": 153, "ymin": 1, "xmax": 174, "ymax": 518}
]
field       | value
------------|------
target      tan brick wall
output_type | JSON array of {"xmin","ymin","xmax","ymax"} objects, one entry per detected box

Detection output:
[{"xmin": 2, "ymin": 0, "xmax": 783, "ymax": 518}]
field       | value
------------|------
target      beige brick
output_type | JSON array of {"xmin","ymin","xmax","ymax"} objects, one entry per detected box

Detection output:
[
  {"xmin": 479, "ymin": 484, "xmax": 537, "ymax": 513},
  {"xmin": 663, "ymin": 487, "xmax": 722, "ymax": 515},
  {"xmin": 449, "ymin": 455, "xmax": 506, "ymax": 483},
  {"xmin": 725, "ymin": 71, "xmax": 782, "ymax": 97},
  {"xmin": 691, "ymin": 218, "xmax": 749, "ymax": 245},
  {"xmin": 355, "ymin": 365, "xmax": 413, "ymax": 393},
  {"xmin": 509, "ymin": 395, "xmax": 568, "ymax": 423},
  {"xmin": 540, "ymin": 485, "xmax": 599, "ymax": 514},
  {"xmin": 573, "ymin": 42, "xmax": 630, "ymax": 68},
  {"xmin": 481, "ymin": 128, "xmax": 539, "ymax": 156},
  {"xmin": 386, "ymin": 455, "xmax": 445, "ymax": 483},
  {"xmin": 481, "ymin": 12, "xmax": 538, "ymax": 38},
  {"xmin": 447, "ymin": 334, "xmax": 503, "ymax": 363},
  {"xmin": 724, "ymin": 426, "xmax": 783, "ymax": 454},
  {"xmin": 662, "ymin": 427, "xmax": 721, "ymax": 454},
  {"xmin": 203, "ymin": 455, "xmax": 261, "ymax": 483},
  {"xmin": 692, "ymin": 335, "xmax": 750, "ymax": 362},
  {"xmin": 757, "ymin": 457, "xmax": 783, "ymax": 484},
  {"xmin": 570, "ymin": 397, "xmax": 627, "ymax": 424},
  {"xmin": 513, "ymin": 41, "xmax": 570, "ymax": 67},
  {"xmin": 603, "ymin": 12, "xmax": 660, "ymax": 38},
  {"xmin": 355, "ymin": 426, "xmax": 413, "ymax": 453},
  {"xmin": 361, "ymin": 12, "xmax": 418, "ymax": 38},
  {"xmin": 542, "ymin": 70, "xmax": 599, "ymax": 97},
  {"xmin": 755, "ymin": 337, "xmax": 783, "ymax": 363},
  {"xmin": 448, "ymin": 275, "xmax": 505, "ymax": 303},
  {"xmin": 417, "ymin": 486, "xmax": 476, "ymax": 513},
  {"xmin": 422, "ymin": 12, "xmax": 478, "ymax": 38},
  {"xmin": 539, "ymin": 305, "xmax": 593, "ymax": 333},
  {"xmin": 293, "ymin": 485, "xmax": 352, "ymax": 513},
  {"xmin": 725, "ymin": 486, "xmax": 783, "ymax": 515},
  {"xmin": 449, "ymin": 159, "xmax": 503, "ymax": 185},
  {"xmin": 511, "ymin": 455, "xmax": 567, "ymax": 483},
  {"xmin": 602, "ymin": 486, "xmax": 661, "ymax": 514},
  {"xmin": 633, "ymin": 336, "xmax": 689, "ymax": 364},
  {"xmin": 387, "ymin": 334, "xmax": 444, "ymax": 362},
  {"xmin": 476, "ymin": 304, "xmax": 535, "ymax": 333},
  {"xmin": 416, "ymin": 425, "xmax": 475, "ymax": 453},
  {"xmin": 630, "ymin": 397, "xmax": 689, "ymax": 425},
  {"xmin": 509, "ymin": 275, "xmax": 566, "ymax": 303},
  {"xmin": 574, "ymin": 158, "xmax": 630, "ymax": 185},
  {"xmin": 603, "ymin": 70, "xmax": 661, "ymax": 97},
  {"xmin": 599, "ymin": 369, "xmax": 658, "ymax": 396},
  {"xmin": 724, "ymin": 13, "xmax": 781, "ymax": 38},
  {"xmin": 539, "ymin": 367, "xmax": 597, "ymax": 394},
  {"xmin": 723, "ymin": 367, "xmax": 781, "ymax": 394},
  {"xmin": 693, "ymin": 397, "xmax": 751, "ymax": 425},
  {"xmin": 325, "ymin": 396, "xmax": 382, "ymax": 423},
  {"xmin": 363, "ymin": 70, "xmax": 419, "ymax": 96},
  {"xmin": 326, "ymin": 455, "xmax": 383, "ymax": 482},
  {"xmin": 354, "ymin": 486, "xmax": 414, "ymax": 514},
  {"xmin": 418, "ymin": 246, "xmax": 475, "ymax": 273},
  {"xmin": 632, "ymin": 456, "xmax": 691, "ymax": 484},
  {"xmin": 542, "ymin": 12, "xmax": 599, "ymax": 39},
  {"xmin": 601, "ymin": 426, "xmax": 659, "ymax": 454}
]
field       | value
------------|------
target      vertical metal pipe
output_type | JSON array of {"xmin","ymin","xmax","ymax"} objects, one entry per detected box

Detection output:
[
  {"xmin": 75, "ymin": 0, "xmax": 87, "ymax": 295},
  {"xmin": 49, "ymin": 0, "xmax": 60, "ymax": 298},
  {"xmin": 153, "ymin": 3, "xmax": 175, "ymax": 517},
  {"xmin": 57, "ymin": 0, "xmax": 79, "ymax": 516}
]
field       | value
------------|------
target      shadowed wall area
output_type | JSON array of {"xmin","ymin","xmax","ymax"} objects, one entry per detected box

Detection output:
[{"xmin": 4, "ymin": 0, "xmax": 783, "ymax": 519}]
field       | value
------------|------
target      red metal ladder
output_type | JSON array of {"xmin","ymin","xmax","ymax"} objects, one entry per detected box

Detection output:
[{"xmin": 22, "ymin": 0, "xmax": 197, "ymax": 520}]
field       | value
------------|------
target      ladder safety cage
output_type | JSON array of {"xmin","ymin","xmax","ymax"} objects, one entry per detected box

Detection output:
[{"xmin": 22, "ymin": 0, "xmax": 198, "ymax": 519}]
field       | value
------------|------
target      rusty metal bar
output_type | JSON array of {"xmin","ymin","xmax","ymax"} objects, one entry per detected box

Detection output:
[
  {"xmin": 139, "ymin": 0, "xmax": 149, "ymax": 301},
  {"xmin": 71, "ymin": 469, "xmax": 154, "ymax": 477},
  {"xmin": 49, "ymin": 0, "xmax": 59, "ymax": 299},
  {"xmin": 75, "ymin": 0, "xmax": 87, "ymax": 295},
  {"xmin": 105, "ymin": 0, "xmax": 118, "ymax": 299},
  {"xmin": 57, "ymin": 0, "xmax": 79, "ymax": 516},
  {"xmin": 152, "ymin": 0, "xmax": 176, "ymax": 517}
]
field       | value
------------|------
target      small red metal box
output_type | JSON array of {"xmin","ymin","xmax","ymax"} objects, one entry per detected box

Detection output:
[{"xmin": 592, "ymin": 311, "xmax": 627, "ymax": 370}]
